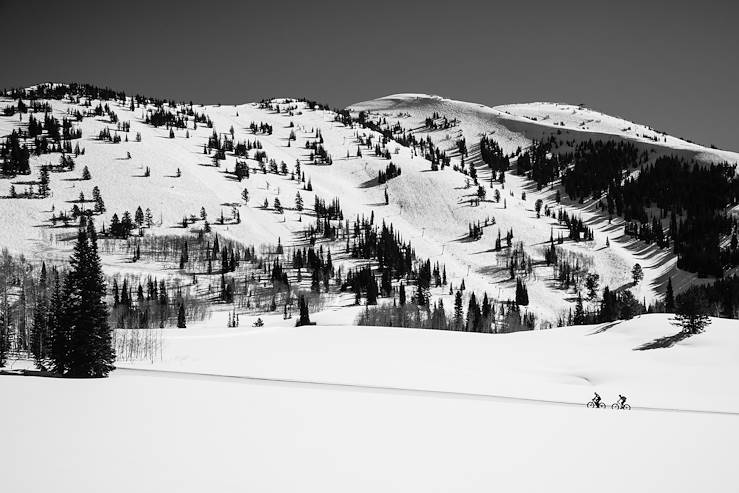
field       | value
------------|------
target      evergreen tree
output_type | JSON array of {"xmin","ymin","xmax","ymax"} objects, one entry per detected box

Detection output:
[
  {"xmin": 30, "ymin": 263, "xmax": 50, "ymax": 368},
  {"xmin": 665, "ymin": 278, "xmax": 675, "ymax": 313},
  {"xmin": 177, "ymin": 303, "xmax": 186, "ymax": 328},
  {"xmin": 48, "ymin": 268, "xmax": 66, "ymax": 373},
  {"xmin": 454, "ymin": 291, "xmax": 464, "ymax": 328},
  {"xmin": 515, "ymin": 278, "xmax": 529, "ymax": 306},
  {"xmin": 60, "ymin": 222, "xmax": 115, "ymax": 377},
  {"xmin": 296, "ymin": 295, "xmax": 313, "ymax": 326},
  {"xmin": 366, "ymin": 274, "xmax": 378, "ymax": 305},
  {"xmin": 135, "ymin": 206, "xmax": 144, "ymax": 227},
  {"xmin": 631, "ymin": 263, "xmax": 644, "ymax": 285},
  {"xmin": 573, "ymin": 292, "xmax": 586, "ymax": 325},
  {"xmin": 585, "ymin": 273, "xmax": 600, "ymax": 301},
  {"xmin": 673, "ymin": 288, "xmax": 711, "ymax": 335},
  {"xmin": 295, "ymin": 191, "xmax": 303, "ymax": 211},
  {"xmin": 466, "ymin": 293, "xmax": 481, "ymax": 331}
]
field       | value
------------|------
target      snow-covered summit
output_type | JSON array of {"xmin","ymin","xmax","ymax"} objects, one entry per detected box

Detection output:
[{"xmin": 352, "ymin": 94, "xmax": 739, "ymax": 163}]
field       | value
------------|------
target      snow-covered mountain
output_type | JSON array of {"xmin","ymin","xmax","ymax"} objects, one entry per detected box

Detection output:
[
  {"xmin": 1, "ymin": 85, "xmax": 738, "ymax": 326},
  {"xmin": 4, "ymin": 86, "xmax": 739, "ymax": 493},
  {"xmin": 351, "ymin": 93, "xmax": 739, "ymax": 163}
]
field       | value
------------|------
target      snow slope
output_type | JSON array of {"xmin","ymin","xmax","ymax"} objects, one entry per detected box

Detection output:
[
  {"xmin": 117, "ymin": 313, "xmax": 739, "ymax": 413},
  {"xmin": 1, "ymin": 88, "xmax": 737, "ymax": 325},
  {"xmin": 3, "ymin": 313, "xmax": 739, "ymax": 493},
  {"xmin": 351, "ymin": 93, "xmax": 739, "ymax": 162}
]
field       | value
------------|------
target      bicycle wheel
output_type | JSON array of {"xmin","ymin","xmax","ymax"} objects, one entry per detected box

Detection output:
[
  {"xmin": 599, "ymin": 403, "xmax": 606, "ymax": 409},
  {"xmin": 587, "ymin": 402, "xmax": 595, "ymax": 408},
  {"xmin": 623, "ymin": 404, "xmax": 631, "ymax": 410},
  {"xmin": 611, "ymin": 403, "xmax": 620, "ymax": 410}
]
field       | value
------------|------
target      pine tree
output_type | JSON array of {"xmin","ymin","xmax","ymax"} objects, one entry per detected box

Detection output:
[
  {"xmin": 466, "ymin": 293, "xmax": 481, "ymax": 332},
  {"xmin": 295, "ymin": 191, "xmax": 303, "ymax": 211},
  {"xmin": 39, "ymin": 166, "xmax": 50, "ymax": 197},
  {"xmin": 573, "ymin": 292, "xmax": 586, "ymax": 325},
  {"xmin": 177, "ymin": 303, "xmax": 186, "ymax": 328},
  {"xmin": 454, "ymin": 291, "xmax": 464, "ymax": 328},
  {"xmin": 515, "ymin": 278, "xmax": 529, "ymax": 306},
  {"xmin": 48, "ymin": 268, "xmax": 67, "ymax": 373},
  {"xmin": 585, "ymin": 273, "xmax": 600, "ymax": 301},
  {"xmin": 366, "ymin": 274, "xmax": 378, "ymax": 305},
  {"xmin": 30, "ymin": 263, "xmax": 50, "ymax": 369},
  {"xmin": 665, "ymin": 278, "xmax": 675, "ymax": 312},
  {"xmin": 61, "ymin": 221, "xmax": 115, "ymax": 377},
  {"xmin": 81, "ymin": 166, "xmax": 91, "ymax": 180},
  {"xmin": 631, "ymin": 263, "xmax": 643, "ymax": 285},
  {"xmin": 296, "ymin": 295, "xmax": 313, "ymax": 326},
  {"xmin": 673, "ymin": 289, "xmax": 710, "ymax": 335},
  {"xmin": 135, "ymin": 206, "xmax": 144, "ymax": 227}
]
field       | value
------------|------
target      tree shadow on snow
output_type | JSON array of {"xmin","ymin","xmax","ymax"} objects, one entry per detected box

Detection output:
[{"xmin": 634, "ymin": 329, "xmax": 695, "ymax": 351}]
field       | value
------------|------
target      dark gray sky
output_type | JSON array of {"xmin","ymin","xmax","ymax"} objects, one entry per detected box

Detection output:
[{"xmin": 2, "ymin": 0, "xmax": 737, "ymax": 151}]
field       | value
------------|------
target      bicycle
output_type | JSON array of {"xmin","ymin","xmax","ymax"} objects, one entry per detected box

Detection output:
[
  {"xmin": 586, "ymin": 399, "xmax": 606, "ymax": 409},
  {"xmin": 611, "ymin": 402, "xmax": 631, "ymax": 410}
]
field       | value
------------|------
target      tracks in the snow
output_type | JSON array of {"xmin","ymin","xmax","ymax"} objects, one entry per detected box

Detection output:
[{"xmin": 116, "ymin": 367, "xmax": 739, "ymax": 417}]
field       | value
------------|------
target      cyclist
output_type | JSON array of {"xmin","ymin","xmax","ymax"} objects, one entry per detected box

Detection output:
[
  {"xmin": 592, "ymin": 392, "xmax": 602, "ymax": 407},
  {"xmin": 618, "ymin": 394, "xmax": 627, "ymax": 409}
]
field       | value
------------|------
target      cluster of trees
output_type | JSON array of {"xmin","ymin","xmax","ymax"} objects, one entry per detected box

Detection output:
[
  {"xmin": 670, "ymin": 275, "xmax": 739, "ymax": 320},
  {"xmin": 233, "ymin": 138, "xmax": 263, "ymax": 157},
  {"xmin": 517, "ymin": 139, "xmax": 565, "ymax": 189},
  {"xmin": 314, "ymin": 197, "xmax": 343, "ymax": 221},
  {"xmin": 249, "ymin": 121, "xmax": 273, "ymax": 135},
  {"xmin": 354, "ymin": 118, "xmax": 451, "ymax": 170},
  {"xmin": 26, "ymin": 113, "xmax": 81, "ymax": 142},
  {"xmin": 97, "ymin": 126, "xmax": 123, "ymax": 143},
  {"xmin": 424, "ymin": 112, "xmax": 457, "ymax": 130},
  {"xmin": 468, "ymin": 221, "xmax": 485, "ymax": 240},
  {"xmin": 1, "ymin": 130, "xmax": 30, "ymax": 175},
  {"xmin": 555, "ymin": 209, "xmax": 594, "ymax": 242},
  {"xmin": 479, "ymin": 136, "xmax": 510, "ymax": 174},
  {"xmin": 107, "ymin": 207, "xmax": 152, "ymax": 238},
  {"xmin": 523, "ymin": 136, "xmax": 739, "ymax": 277},
  {"xmin": 560, "ymin": 140, "xmax": 641, "ymax": 201},
  {"xmin": 111, "ymin": 275, "xmax": 183, "ymax": 329},
  {"xmin": 377, "ymin": 162, "xmax": 401, "ymax": 184},
  {"xmin": 146, "ymin": 106, "xmax": 189, "ymax": 128},
  {"xmin": 27, "ymin": 223, "xmax": 115, "ymax": 377},
  {"xmin": 357, "ymin": 288, "xmax": 537, "ymax": 333}
]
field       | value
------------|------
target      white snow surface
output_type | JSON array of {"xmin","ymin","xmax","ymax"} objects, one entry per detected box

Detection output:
[
  {"xmin": 352, "ymin": 93, "xmax": 739, "ymax": 161},
  {"xmin": 3, "ymin": 313, "xmax": 739, "ymax": 492}
]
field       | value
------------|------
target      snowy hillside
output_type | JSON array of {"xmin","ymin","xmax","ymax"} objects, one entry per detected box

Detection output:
[
  {"xmin": 118, "ymin": 313, "xmax": 739, "ymax": 412},
  {"xmin": 351, "ymin": 93, "xmax": 739, "ymax": 162},
  {"xmin": 3, "ymin": 84, "xmax": 739, "ymax": 493},
  {"xmin": 1, "ymin": 84, "xmax": 738, "ymax": 327}
]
